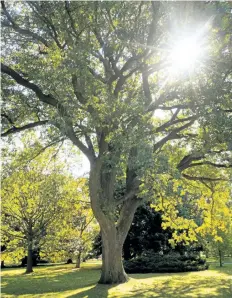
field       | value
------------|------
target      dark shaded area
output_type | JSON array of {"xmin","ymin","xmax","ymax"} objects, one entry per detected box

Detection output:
[
  {"xmin": 124, "ymin": 251, "xmax": 208, "ymax": 273},
  {"xmin": 66, "ymin": 258, "xmax": 73, "ymax": 264},
  {"xmin": 21, "ymin": 249, "xmax": 40, "ymax": 267}
]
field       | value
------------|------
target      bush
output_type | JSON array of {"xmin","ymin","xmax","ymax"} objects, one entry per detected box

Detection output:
[
  {"xmin": 124, "ymin": 251, "xmax": 208, "ymax": 274},
  {"xmin": 66, "ymin": 258, "xmax": 73, "ymax": 264}
]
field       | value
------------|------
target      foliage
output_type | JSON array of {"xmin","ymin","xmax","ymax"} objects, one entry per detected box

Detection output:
[
  {"xmin": 1, "ymin": 137, "xmax": 99, "ymax": 266},
  {"xmin": 42, "ymin": 178, "xmax": 99, "ymax": 265},
  {"xmin": 1, "ymin": 146, "xmax": 68, "ymax": 267},
  {"xmin": 151, "ymin": 176, "xmax": 232, "ymax": 246}
]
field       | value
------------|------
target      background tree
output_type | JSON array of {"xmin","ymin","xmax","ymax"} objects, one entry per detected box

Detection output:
[
  {"xmin": 1, "ymin": 1, "xmax": 231, "ymax": 283},
  {"xmin": 44, "ymin": 178, "xmax": 99, "ymax": 268},
  {"xmin": 1, "ymin": 152, "xmax": 66, "ymax": 274},
  {"xmin": 206, "ymin": 229, "xmax": 232, "ymax": 267}
]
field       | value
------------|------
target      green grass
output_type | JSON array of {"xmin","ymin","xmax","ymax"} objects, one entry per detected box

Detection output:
[{"xmin": 1, "ymin": 261, "xmax": 232, "ymax": 297}]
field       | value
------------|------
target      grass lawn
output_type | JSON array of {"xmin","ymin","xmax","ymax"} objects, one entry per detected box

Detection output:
[
  {"xmin": 207, "ymin": 257, "xmax": 232, "ymax": 264},
  {"xmin": 1, "ymin": 261, "xmax": 232, "ymax": 298}
]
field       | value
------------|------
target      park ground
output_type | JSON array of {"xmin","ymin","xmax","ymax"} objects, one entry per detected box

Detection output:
[{"xmin": 1, "ymin": 261, "xmax": 232, "ymax": 298}]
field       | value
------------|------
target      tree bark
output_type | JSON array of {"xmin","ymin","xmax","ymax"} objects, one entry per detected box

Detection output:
[
  {"xmin": 99, "ymin": 227, "xmax": 128, "ymax": 284},
  {"xmin": 25, "ymin": 242, "xmax": 33, "ymax": 274},
  {"xmin": 93, "ymin": 199, "xmax": 140, "ymax": 284},
  {"xmin": 76, "ymin": 251, "xmax": 81, "ymax": 268}
]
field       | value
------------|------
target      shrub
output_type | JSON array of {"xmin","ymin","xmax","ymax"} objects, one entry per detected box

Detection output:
[{"xmin": 124, "ymin": 251, "xmax": 208, "ymax": 274}]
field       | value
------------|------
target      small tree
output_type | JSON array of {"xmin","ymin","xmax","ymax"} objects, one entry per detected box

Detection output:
[
  {"xmin": 65, "ymin": 213, "xmax": 97, "ymax": 269},
  {"xmin": 206, "ymin": 223, "xmax": 232, "ymax": 267},
  {"xmin": 1, "ymin": 157, "xmax": 66, "ymax": 273},
  {"xmin": 44, "ymin": 178, "xmax": 99, "ymax": 268}
]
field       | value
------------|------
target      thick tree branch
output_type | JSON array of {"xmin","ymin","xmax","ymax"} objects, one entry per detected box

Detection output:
[
  {"xmin": 116, "ymin": 198, "xmax": 141, "ymax": 244},
  {"xmin": 71, "ymin": 74, "xmax": 87, "ymax": 104},
  {"xmin": 25, "ymin": 137, "xmax": 66, "ymax": 165},
  {"xmin": 84, "ymin": 134, "xmax": 96, "ymax": 158},
  {"xmin": 114, "ymin": 66, "xmax": 141, "ymax": 96},
  {"xmin": 154, "ymin": 119, "xmax": 196, "ymax": 152},
  {"xmin": 182, "ymin": 173, "xmax": 227, "ymax": 182},
  {"xmin": 143, "ymin": 62, "xmax": 164, "ymax": 77},
  {"xmin": 142, "ymin": 73, "xmax": 152, "ymax": 104},
  {"xmin": 147, "ymin": 1, "xmax": 160, "ymax": 46},
  {"xmin": 1, "ymin": 120, "xmax": 49, "ymax": 137},
  {"xmin": 177, "ymin": 154, "xmax": 205, "ymax": 172},
  {"xmin": 1, "ymin": 63, "xmax": 65, "ymax": 113},
  {"xmin": 146, "ymin": 91, "xmax": 181, "ymax": 113},
  {"xmin": 178, "ymin": 150, "xmax": 232, "ymax": 172},
  {"xmin": 182, "ymin": 161, "xmax": 232, "ymax": 169},
  {"xmin": 156, "ymin": 115, "xmax": 195, "ymax": 133}
]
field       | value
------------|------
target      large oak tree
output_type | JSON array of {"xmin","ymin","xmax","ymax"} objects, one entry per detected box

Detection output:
[{"xmin": 1, "ymin": 1, "xmax": 232, "ymax": 283}]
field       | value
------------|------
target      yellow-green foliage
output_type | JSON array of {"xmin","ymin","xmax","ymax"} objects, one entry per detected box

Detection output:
[
  {"xmin": 1, "ymin": 148, "xmax": 71, "ymax": 263},
  {"xmin": 152, "ymin": 178, "xmax": 232, "ymax": 247},
  {"xmin": 41, "ymin": 178, "xmax": 99, "ymax": 263}
]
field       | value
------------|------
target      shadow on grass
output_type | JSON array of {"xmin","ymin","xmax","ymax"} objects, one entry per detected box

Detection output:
[
  {"xmin": 1, "ymin": 264, "xmax": 232, "ymax": 297},
  {"xmin": 126, "ymin": 266, "xmax": 232, "ymax": 298},
  {"xmin": 66, "ymin": 284, "xmax": 115, "ymax": 298},
  {"xmin": 1, "ymin": 266, "xmax": 102, "ymax": 296},
  {"xmin": 130, "ymin": 278, "xmax": 232, "ymax": 298},
  {"xmin": 65, "ymin": 275, "xmax": 232, "ymax": 298}
]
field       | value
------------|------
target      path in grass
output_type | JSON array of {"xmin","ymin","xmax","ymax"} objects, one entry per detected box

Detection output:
[{"xmin": 1, "ymin": 261, "xmax": 232, "ymax": 298}]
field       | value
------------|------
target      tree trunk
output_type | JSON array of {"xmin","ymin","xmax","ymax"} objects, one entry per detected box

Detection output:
[
  {"xmin": 76, "ymin": 251, "xmax": 81, "ymax": 268},
  {"xmin": 99, "ymin": 228, "xmax": 128, "ymax": 284},
  {"xmin": 89, "ymin": 159, "xmax": 141, "ymax": 284},
  {"xmin": 25, "ymin": 242, "xmax": 33, "ymax": 274},
  {"xmin": 219, "ymin": 248, "xmax": 223, "ymax": 267},
  {"xmin": 92, "ymin": 199, "xmax": 140, "ymax": 284},
  {"xmin": 97, "ymin": 198, "xmax": 140, "ymax": 284}
]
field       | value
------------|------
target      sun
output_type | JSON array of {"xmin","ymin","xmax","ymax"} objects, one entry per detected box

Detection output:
[{"xmin": 168, "ymin": 35, "xmax": 206, "ymax": 76}]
